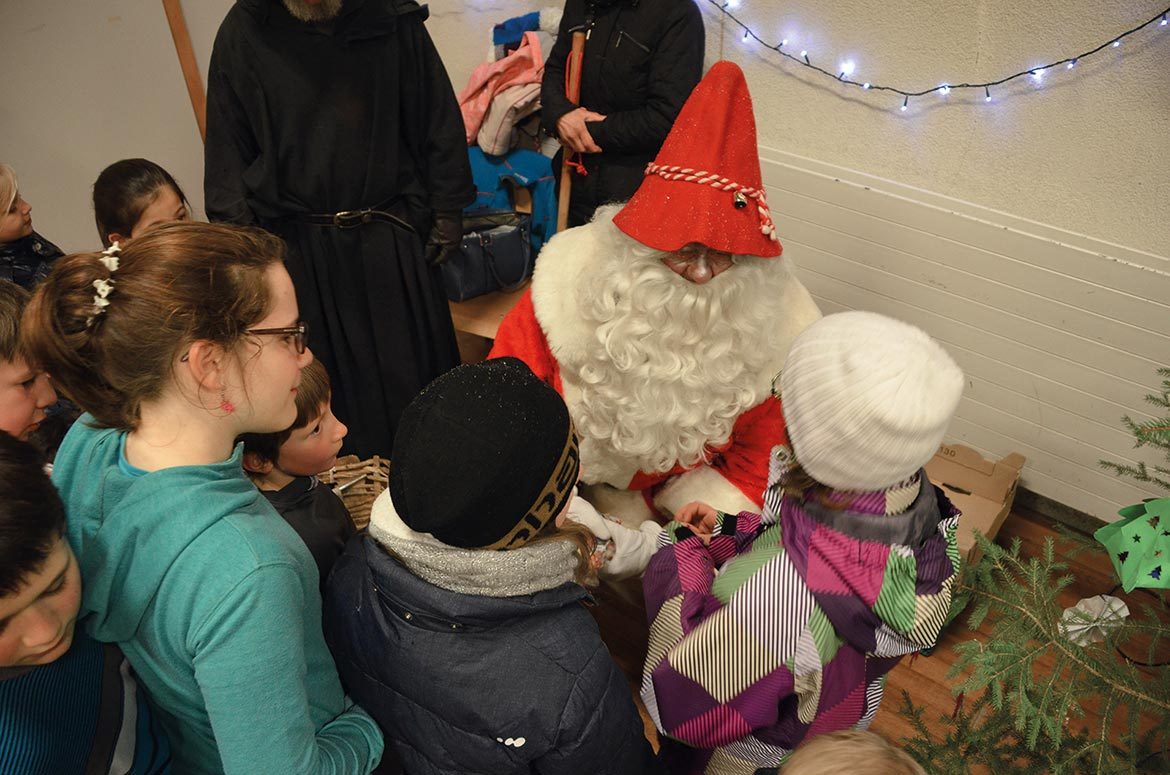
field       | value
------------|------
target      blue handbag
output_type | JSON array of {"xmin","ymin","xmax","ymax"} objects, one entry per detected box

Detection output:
[{"xmin": 442, "ymin": 211, "xmax": 533, "ymax": 302}]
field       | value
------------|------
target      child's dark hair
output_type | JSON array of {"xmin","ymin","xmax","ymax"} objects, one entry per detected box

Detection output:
[
  {"xmin": 21, "ymin": 221, "xmax": 286, "ymax": 431},
  {"xmin": 239, "ymin": 358, "xmax": 332, "ymax": 465},
  {"xmin": 0, "ymin": 432, "xmax": 65, "ymax": 597},
  {"xmin": 93, "ymin": 158, "xmax": 189, "ymax": 247},
  {"xmin": 0, "ymin": 280, "xmax": 30, "ymax": 362}
]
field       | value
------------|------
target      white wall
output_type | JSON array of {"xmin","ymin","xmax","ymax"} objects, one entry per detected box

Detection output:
[
  {"xmin": 0, "ymin": 0, "xmax": 221, "ymax": 252},
  {"xmin": 3, "ymin": 0, "xmax": 1167, "ymax": 519}
]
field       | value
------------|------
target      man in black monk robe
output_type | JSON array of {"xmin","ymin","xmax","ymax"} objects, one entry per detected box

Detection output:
[{"xmin": 205, "ymin": 0, "xmax": 473, "ymax": 458}]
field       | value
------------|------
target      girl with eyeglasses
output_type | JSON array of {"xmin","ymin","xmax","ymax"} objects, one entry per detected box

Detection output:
[{"xmin": 21, "ymin": 222, "xmax": 384, "ymax": 774}]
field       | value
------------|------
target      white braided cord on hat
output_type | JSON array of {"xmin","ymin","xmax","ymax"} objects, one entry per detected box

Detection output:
[{"xmin": 644, "ymin": 163, "xmax": 779, "ymax": 242}]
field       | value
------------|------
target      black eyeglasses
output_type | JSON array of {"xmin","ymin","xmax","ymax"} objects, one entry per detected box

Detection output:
[{"xmin": 245, "ymin": 321, "xmax": 309, "ymax": 354}]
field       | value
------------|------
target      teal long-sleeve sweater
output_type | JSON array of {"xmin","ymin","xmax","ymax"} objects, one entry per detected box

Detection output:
[{"xmin": 52, "ymin": 416, "xmax": 383, "ymax": 775}]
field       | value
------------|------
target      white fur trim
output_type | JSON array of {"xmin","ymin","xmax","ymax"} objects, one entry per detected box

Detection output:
[
  {"xmin": 654, "ymin": 466, "xmax": 758, "ymax": 518},
  {"xmin": 530, "ymin": 214, "xmax": 614, "ymax": 363}
]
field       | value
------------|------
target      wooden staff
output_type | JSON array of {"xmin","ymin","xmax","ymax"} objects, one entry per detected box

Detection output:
[
  {"xmin": 162, "ymin": 0, "xmax": 207, "ymax": 142},
  {"xmin": 556, "ymin": 31, "xmax": 587, "ymax": 233}
]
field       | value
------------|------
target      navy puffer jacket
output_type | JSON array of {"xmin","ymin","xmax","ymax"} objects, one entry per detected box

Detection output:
[{"xmin": 323, "ymin": 533, "xmax": 658, "ymax": 775}]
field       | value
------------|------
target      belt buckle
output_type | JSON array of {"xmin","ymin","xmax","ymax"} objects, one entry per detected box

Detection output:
[{"xmin": 332, "ymin": 209, "xmax": 370, "ymax": 228}]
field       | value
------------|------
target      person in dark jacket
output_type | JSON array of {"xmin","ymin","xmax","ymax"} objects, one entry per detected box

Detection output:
[
  {"xmin": 240, "ymin": 359, "xmax": 355, "ymax": 591},
  {"xmin": 542, "ymin": 0, "xmax": 704, "ymax": 226},
  {"xmin": 204, "ymin": 0, "xmax": 475, "ymax": 458},
  {"xmin": 324, "ymin": 358, "xmax": 658, "ymax": 775},
  {"xmin": 0, "ymin": 164, "xmax": 63, "ymax": 289}
]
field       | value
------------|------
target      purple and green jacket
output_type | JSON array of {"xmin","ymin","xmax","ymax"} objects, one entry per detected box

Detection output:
[{"xmin": 641, "ymin": 447, "xmax": 960, "ymax": 774}]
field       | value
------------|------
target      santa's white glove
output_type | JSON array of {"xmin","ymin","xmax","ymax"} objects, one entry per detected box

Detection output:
[{"xmin": 567, "ymin": 494, "xmax": 663, "ymax": 580}]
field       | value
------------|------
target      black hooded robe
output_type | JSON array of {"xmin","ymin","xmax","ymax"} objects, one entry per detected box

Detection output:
[{"xmin": 205, "ymin": 0, "xmax": 473, "ymax": 458}]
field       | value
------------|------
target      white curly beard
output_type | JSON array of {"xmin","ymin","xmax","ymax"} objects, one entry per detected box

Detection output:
[{"xmin": 559, "ymin": 211, "xmax": 797, "ymax": 484}]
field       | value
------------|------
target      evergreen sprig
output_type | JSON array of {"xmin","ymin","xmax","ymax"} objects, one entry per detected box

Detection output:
[
  {"xmin": 898, "ymin": 533, "xmax": 1170, "ymax": 774},
  {"xmin": 1100, "ymin": 368, "xmax": 1170, "ymax": 492}
]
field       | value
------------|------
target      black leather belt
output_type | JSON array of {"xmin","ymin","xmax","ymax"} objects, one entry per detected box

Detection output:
[{"xmin": 295, "ymin": 209, "xmax": 415, "ymax": 233}]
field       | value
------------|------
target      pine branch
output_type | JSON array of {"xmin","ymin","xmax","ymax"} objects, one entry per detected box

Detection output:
[
  {"xmin": 1099, "ymin": 368, "xmax": 1170, "ymax": 493},
  {"xmin": 898, "ymin": 533, "xmax": 1170, "ymax": 774}
]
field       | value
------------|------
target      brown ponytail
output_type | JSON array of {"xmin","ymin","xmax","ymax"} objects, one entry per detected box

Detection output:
[
  {"xmin": 21, "ymin": 221, "xmax": 286, "ymax": 431},
  {"xmin": 526, "ymin": 518, "xmax": 599, "ymax": 588}
]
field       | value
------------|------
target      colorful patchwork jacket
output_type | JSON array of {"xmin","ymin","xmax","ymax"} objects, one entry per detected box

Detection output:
[{"xmin": 641, "ymin": 447, "xmax": 961, "ymax": 774}]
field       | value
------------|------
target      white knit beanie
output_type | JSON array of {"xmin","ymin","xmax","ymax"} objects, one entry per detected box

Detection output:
[{"xmin": 779, "ymin": 311, "xmax": 964, "ymax": 491}]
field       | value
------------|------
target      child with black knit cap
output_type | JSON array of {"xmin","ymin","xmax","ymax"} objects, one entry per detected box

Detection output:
[{"xmin": 324, "ymin": 357, "xmax": 658, "ymax": 775}]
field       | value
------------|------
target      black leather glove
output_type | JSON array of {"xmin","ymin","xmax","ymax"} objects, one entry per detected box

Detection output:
[{"xmin": 424, "ymin": 211, "xmax": 463, "ymax": 266}]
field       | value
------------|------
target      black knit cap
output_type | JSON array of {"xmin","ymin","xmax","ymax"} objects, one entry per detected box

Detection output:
[{"xmin": 390, "ymin": 357, "xmax": 580, "ymax": 550}]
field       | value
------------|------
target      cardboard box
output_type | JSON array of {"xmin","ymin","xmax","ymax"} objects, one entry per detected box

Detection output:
[{"xmin": 925, "ymin": 443, "xmax": 1026, "ymax": 567}]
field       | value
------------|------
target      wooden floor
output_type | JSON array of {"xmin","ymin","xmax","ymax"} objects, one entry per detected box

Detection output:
[{"xmin": 588, "ymin": 506, "xmax": 1170, "ymax": 758}]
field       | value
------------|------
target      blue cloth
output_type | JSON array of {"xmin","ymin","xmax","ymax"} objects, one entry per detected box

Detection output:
[
  {"xmin": 0, "ymin": 632, "xmax": 171, "ymax": 774},
  {"xmin": 0, "ymin": 231, "xmax": 62, "ymax": 289},
  {"xmin": 492, "ymin": 11, "xmax": 540, "ymax": 46},
  {"xmin": 467, "ymin": 147, "xmax": 557, "ymax": 254}
]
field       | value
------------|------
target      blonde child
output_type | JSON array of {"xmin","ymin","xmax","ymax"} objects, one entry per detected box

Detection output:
[
  {"xmin": 0, "ymin": 164, "xmax": 63, "ymax": 288},
  {"xmin": 642, "ymin": 311, "xmax": 964, "ymax": 774},
  {"xmin": 23, "ymin": 222, "xmax": 383, "ymax": 774},
  {"xmin": 240, "ymin": 358, "xmax": 354, "ymax": 590},
  {"xmin": 781, "ymin": 731, "xmax": 925, "ymax": 775}
]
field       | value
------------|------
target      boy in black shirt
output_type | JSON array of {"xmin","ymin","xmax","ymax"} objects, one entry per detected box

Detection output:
[{"xmin": 240, "ymin": 359, "xmax": 355, "ymax": 589}]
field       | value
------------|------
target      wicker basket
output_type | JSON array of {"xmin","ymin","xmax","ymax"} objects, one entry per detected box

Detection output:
[{"xmin": 318, "ymin": 455, "xmax": 390, "ymax": 530}]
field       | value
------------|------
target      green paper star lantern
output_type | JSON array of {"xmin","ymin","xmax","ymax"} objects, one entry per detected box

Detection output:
[{"xmin": 1095, "ymin": 498, "xmax": 1170, "ymax": 591}]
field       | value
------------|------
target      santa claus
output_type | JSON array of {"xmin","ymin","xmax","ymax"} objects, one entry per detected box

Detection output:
[{"xmin": 490, "ymin": 61, "xmax": 821, "ymax": 527}]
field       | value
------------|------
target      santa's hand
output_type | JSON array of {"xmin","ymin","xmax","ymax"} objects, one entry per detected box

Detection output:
[
  {"xmin": 675, "ymin": 501, "xmax": 719, "ymax": 536},
  {"xmin": 556, "ymin": 107, "xmax": 605, "ymax": 154},
  {"xmin": 567, "ymin": 494, "xmax": 612, "ymax": 540},
  {"xmin": 565, "ymin": 495, "xmax": 662, "ymax": 580}
]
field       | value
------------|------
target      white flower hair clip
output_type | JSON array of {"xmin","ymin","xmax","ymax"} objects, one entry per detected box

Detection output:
[
  {"xmin": 98, "ymin": 242, "xmax": 120, "ymax": 272},
  {"xmin": 86, "ymin": 243, "xmax": 121, "ymax": 327}
]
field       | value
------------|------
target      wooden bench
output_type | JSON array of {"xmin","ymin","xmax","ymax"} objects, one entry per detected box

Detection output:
[{"xmin": 448, "ymin": 283, "xmax": 529, "ymax": 362}]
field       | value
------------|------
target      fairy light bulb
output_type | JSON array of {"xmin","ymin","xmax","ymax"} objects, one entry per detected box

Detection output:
[
  {"xmin": 839, "ymin": 60, "xmax": 856, "ymax": 79},
  {"xmin": 900, "ymin": 95, "xmax": 908, "ymax": 112},
  {"xmin": 939, "ymin": 84, "xmax": 951, "ymax": 96},
  {"xmin": 1031, "ymin": 68, "xmax": 1045, "ymax": 81},
  {"xmin": 984, "ymin": 85, "xmax": 991, "ymax": 102},
  {"xmin": 1067, "ymin": 59, "xmax": 1077, "ymax": 69}
]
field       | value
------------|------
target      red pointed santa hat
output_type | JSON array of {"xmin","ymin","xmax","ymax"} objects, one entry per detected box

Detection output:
[{"xmin": 613, "ymin": 61, "xmax": 781, "ymax": 258}]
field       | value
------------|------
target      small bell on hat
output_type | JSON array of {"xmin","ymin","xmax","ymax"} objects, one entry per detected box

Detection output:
[{"xmin": 613, "ymin": 60, "xmax": 781, "ymax": 258}]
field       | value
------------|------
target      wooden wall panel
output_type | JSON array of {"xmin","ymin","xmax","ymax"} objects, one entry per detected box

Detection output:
[{"xmin": 763, "ymin": 149, "xmax": 1170, "ymax": 521}]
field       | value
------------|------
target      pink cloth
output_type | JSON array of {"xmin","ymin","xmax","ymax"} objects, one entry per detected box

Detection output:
[{"xmin": 457, "ymin": 32, "xmax": 544, "ymax": 145}]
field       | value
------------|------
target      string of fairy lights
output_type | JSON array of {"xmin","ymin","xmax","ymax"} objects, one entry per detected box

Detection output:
[{"xmin": 712, "ymin": 1, "xmax": 1170, "ymax": 111}]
